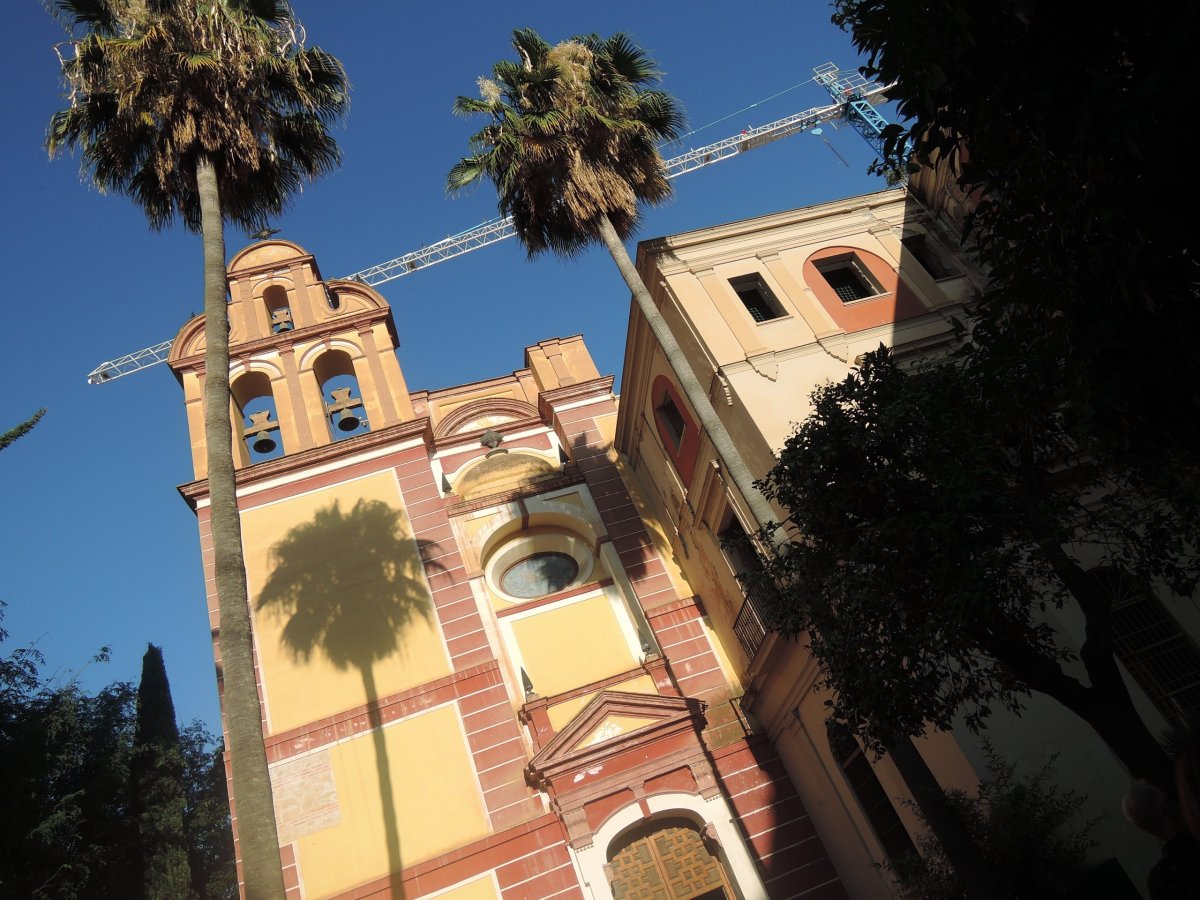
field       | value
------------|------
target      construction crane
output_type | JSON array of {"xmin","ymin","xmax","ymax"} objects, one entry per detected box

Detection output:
[{"xmin": 86, "ymin": 65, "xmax": 892, "ymax": 385}]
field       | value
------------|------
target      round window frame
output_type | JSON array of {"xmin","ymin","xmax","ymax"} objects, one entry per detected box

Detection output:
[
  {"xmin": 499, "ymin": 551, "xmax": 581, "ymax": 599},
  {"xmin": 485, "ymin": 532, "xmax": 594, "ymax": 604}
]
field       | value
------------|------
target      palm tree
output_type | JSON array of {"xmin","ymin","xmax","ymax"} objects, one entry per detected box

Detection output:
[
  {"xmin": 447, "ymin": 29, "xmax": 780, "ymax": 540},
  {"xmin": 47, "ymin": 2, "xmax": 348, "ymax": 895}
]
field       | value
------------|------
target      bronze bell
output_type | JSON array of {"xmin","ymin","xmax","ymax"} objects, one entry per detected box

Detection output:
[
  {"xmin": 270, "ymin": 308, "xmax": 294, "ymax": 334},
  {"xmin": 336, "ymin": 408, "xmax": 361, "ymax": 432},
  {"xmin": 252, "ymin": 430, "xmax": 277, "ymax": 453}
]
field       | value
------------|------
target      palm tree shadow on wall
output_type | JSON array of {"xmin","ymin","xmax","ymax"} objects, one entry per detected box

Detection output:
[{"xmin": 257, "ymin": 499, "xmax": 443, "ymax": 899}]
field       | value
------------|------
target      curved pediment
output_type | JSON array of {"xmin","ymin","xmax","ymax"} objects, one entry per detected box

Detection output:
[
  {"xmin": 169, "ymin": 313, "xmax": 208, "ymax": 363},
  {"xmin": 228, "ymin": 239, "xmax": 312, "ymax": 273},
  {"xmin": 323, "ymin": 279, "xmax": 390, "ymax": 315},
  {"xmin": 434, "ymin": 398, "xmax": 541, "ymax": 439}
]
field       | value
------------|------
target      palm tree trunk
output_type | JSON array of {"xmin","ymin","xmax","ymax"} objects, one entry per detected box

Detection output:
[
  {"xmin": 196, "ymin": 155, "xmax": 286, "ymax": 900},
  {"xmin": 361, "ymin": 665, "xmax": 406, "ymax": 898},
  {"xmin": 595, "ymin": 214, "xmax": 779, "ymax": 539}
]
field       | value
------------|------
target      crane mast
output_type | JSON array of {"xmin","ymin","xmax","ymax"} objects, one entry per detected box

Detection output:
[{"xmin": 87, "ymin": 67, "xmax": 891, "ymax": 385}]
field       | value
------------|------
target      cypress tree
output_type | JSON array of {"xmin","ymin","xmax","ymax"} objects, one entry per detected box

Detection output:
[{"xmin": 131, "ymin": 644, "xmax": 193, "ymax": 898}]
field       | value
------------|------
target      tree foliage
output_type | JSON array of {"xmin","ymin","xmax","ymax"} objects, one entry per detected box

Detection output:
[
  {"xmin": 755, "ymin": 349, "xmax": 1197, "ymax": 787},
  {"xmin": 131, "ymin": 644, "xmax": 191, "ymax": 898},
  {"xmin": 1, "ymin": 409, "xmax": 46, "ymax": 453},
  {"xmin": 748, "ymin": 0, "xmax": 1200, "ymax": 796},
  {"xmin": 180, "ymin": 725, "xmax": 237, "ymax": 900},
  {"xmin": 831, "ymin": 1, "xmax": 1200, "ymax": 509},
  {"xmin": 447, "ymin": 28, "xmax": 686, "ymax": 256},
  {"xmin": 47, "ymin": 0, "xmax": 348, "ymax": 234},
  {"xmin": 0, "ymin": 609, "xmax": 235, "ymax": 898},
  {"xmin": 891, "ymin": 743, "xmax": 1096, "ymax": 900}
]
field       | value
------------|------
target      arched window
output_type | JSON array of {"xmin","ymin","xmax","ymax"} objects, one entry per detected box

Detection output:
[
  {"xmin": 802, "ymin": 245, "xmax": 927, "ymax": 331},
  {"xmin": 262, "ymin": 284, "xmax": 293, "ymax": 334},
  {"xmin": 314, "ymin": 350, "xmax": 369, "ymax": 440},
  {"xmin": 651, "ymin": 375, "xmax": 699, "ymax": 483},
  {"xmin": 608, "ymin": 817, "xmax": 733, "ymax": 900},
  {"xmin": 826, "ymin": 723, "xmax": 916, "ymax": 864},
  {"xmin": 232, "ymin": 371, "xmax": 283, "ymax": 462}
]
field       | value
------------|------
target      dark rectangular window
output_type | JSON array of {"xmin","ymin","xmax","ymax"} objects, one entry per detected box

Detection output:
[
  {"xmin": 656, "ymin": 394, "xmax": 686, "ymax": 452},
  {"xmin": 730, "ymin": 275, "xmax": 784, "ymax": 323},
  {"xmin": 816, "ymin": 256, "xmax": 883, "ymax": 303},
  {"xmin": 718, "ymin": 513, "xmax": 761, "ymax": 578},
  {"xmin": 902, "ymin": 233, "xmax": 959, "ymax": 280},
  {"xmin": 840, "ymin": 744, "xmax": 918, "ymax": 862}
]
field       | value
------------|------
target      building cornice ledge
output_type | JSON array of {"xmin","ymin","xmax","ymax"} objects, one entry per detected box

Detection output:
[
  {"xmin": 537, "ymin": 376, "xmax": 615, "ymax": 421},
  {"xmin": 639, "ymin": 188, "xmax": 905, "ymax": 263},
  {"xmin": 177, "ymin": 416, "xmax": 432, "ymax": 509},
  {"xmin": 169, "ymin": 305, "xmax": 395, "ymax": 374}
]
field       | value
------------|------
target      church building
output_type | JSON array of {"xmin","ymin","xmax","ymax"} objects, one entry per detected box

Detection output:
[{"xmin": 169, "ymin": 239, "xmax": 847, "ymax": 899}]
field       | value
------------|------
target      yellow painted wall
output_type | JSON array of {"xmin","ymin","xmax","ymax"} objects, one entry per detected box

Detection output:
[
  {"xmin": 290, "ymin": 703, "xmax": 491, "ymax": 898},
  {"xmin": 428, "ymin": 874, "xmax": 501, "ymax": 900},
  {"xmin": 547, "ymin": 674, "xmax": 656, "ymax": 731},
  {"xmin": 511, "ymin": 595, "xmax": 638, "ymax": 697},
  {"xmin": 243, "ymin": 471, "xmax": 451, "ymax": 734}
]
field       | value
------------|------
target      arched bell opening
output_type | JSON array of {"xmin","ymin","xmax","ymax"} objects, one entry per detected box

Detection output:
[
  {"xmin": 314, "ymin": 349, "xmax": 369, "ymax": 441},
  {"xmin": 232, "ymin": 371, "xmax": 284, "ymax": 463},
  {"xmin": 263, "ymin": 284, "xmax": 294, "ymax": 334}
]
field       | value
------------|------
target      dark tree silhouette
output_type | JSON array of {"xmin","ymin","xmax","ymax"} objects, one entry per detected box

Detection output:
[
  {"xmin": 131, "ymin": 644, "xmax": 191, "ymax": 899},
  {"xmin": 0, "ymin": 409, "xmax": 45, "ymax": 453}
]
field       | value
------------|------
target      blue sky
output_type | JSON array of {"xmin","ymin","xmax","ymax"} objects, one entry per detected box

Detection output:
[{"xmin": 0, "ymin": 2, "xmax": 889, "ymax": 733}]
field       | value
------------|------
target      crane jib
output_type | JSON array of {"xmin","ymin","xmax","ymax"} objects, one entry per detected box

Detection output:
[{"xmin": 85, "ymin": 67, "xmax": 891, "ymax": 385}]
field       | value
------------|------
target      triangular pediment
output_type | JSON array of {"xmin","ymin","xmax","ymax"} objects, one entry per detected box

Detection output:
[
  {"xmin": 529, "ymin": 690, "xmax": 705, "ymax": 776},
  {"xmin": 572, "ymin": 713, "xmax": 661, "ymax": 751}
]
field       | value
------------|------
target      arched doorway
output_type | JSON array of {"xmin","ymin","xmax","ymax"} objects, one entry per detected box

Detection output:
[{"xmin": 608, "ymin": 817, "xmax": 734, "ymax": 900}]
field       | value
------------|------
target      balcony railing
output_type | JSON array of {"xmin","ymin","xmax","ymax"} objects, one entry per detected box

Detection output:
[{"xmin": 733, "ymin": 585, "xmax": 772, "ymax": 661}]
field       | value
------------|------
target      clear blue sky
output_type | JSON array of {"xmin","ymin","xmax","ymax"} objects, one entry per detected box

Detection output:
[{"xmin": 0, "ymin": 2, "xmax": 888, "ymax": 734}]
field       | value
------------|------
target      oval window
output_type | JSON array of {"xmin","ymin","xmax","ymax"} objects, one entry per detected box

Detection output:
[{"xmin": 501, "ymin": 552, "xmax": 580, "ymax": 599}]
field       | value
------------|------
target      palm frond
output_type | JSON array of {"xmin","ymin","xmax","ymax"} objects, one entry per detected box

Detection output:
[
  {"xmin": 47, "ymin": 0, "xmax": 349, "ymax": 235},
  {"xmin": 452, "ymin": 95, "xmax": 497, "ymax": 117},
  {"xmin": 510, "ymin": 28, "xmax": 551, "ymax": 69},
  {"xmin": 225, "ymin": 0, "xmax": 291, "ymax": 23},
  {"xmin": 600, "ymin": 33, "xmax": 660, "ymax": 84},
  {"xmin": 51, "ymin": 0, "xmax": 117, "ymax": 35},
  {"xmin": 448, "ymin": 30, "xmax": 680, "ymax": 255},
  {"xmin": 633, "ymin": 90, "xmax": 686, "ymax": 141},
  {"xmin": 180, "ymin": 51, "xmax": 217, "ymax": 70}
]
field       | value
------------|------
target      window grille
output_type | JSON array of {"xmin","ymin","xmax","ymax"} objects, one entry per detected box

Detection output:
[{"xmin": 1110, "ymin": 585, "xmax": 1200, "ymax": 730}]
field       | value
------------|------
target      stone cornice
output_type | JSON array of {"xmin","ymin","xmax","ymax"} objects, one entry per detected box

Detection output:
[
  {"xmin": 433, "ymin": 416, "xmax": 547, "ymax": 454},
  {"xmin": 637, "ymin": 187, "xmax": 905, "ymax": 271},
  {"xmin": 169, "ymin": 305, "xmax": 396, "ymax": 375},
  {"xmin": 177, "ymin": 415, "xmax": 432, "ymax": 509},
  {"xmin": 537, "ymin": 376, "xmax": 615, "ymax": 422}
]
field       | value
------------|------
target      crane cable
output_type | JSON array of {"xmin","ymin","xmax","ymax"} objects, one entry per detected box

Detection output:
[{"xmin": 673, "ymin": 77, "xmax": 817, "ymax": 144}]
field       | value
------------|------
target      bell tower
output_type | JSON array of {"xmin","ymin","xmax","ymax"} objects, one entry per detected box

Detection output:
[{"xmin": 168, "ymin": 239, "xmax": 415, "ymax": 478}]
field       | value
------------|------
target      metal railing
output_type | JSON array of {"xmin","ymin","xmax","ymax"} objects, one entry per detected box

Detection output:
[{"xmin": 732, "ymin": 585, "xmax": 772, "ymax": 661}]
